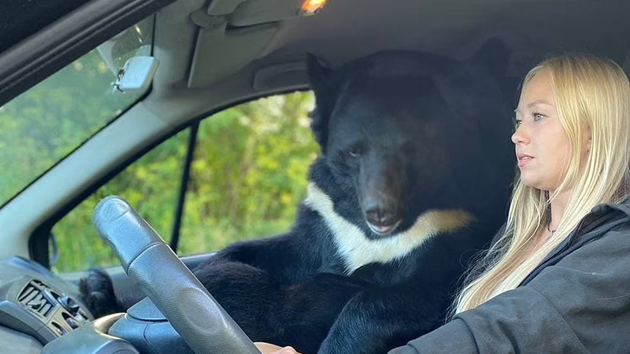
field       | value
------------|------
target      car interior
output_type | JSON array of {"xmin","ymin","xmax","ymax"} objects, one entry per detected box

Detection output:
[{"xmin": 2, "ymin": 0, "xmax": 630, "ymax": 353}]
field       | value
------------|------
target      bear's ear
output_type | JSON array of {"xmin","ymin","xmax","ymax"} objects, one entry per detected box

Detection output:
[
  {"xmin": 307, "ymin": 53, "xmax": 335, "ymax": 95},
  {"xmin": 469, "ymin": 38, "xmax": 510, "ymax": 77},
  {"xmin": 307, "ymin": 53, "xmax": 338, "ymax": 152}
]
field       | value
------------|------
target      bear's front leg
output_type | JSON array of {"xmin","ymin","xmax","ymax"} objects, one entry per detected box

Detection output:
[
  {"xmin": 276, "ymin": 273, "xmax": 371, "ymax": 354},
  {"xmin": 198, "ymin": 232, "xmax": 320, "ymax": 285},
  {"xmin": 79, "ymin": 267, "xmax": 148, "ymax": 318},
  {"xmin": 317, "ymin": 285, "xmax": 451, "ymax": 354},
  {"xmin": 79, "ymin": 267, "xmax": 126, "ymax": 318},
  {"xmin": 193, "ymin": 260, "xmax": 288, "ymax": 342}
]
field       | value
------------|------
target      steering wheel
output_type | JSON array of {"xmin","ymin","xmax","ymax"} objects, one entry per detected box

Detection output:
[{"xmin": 92, "ymin": 195, "xmax": 261, "ymax": 354}]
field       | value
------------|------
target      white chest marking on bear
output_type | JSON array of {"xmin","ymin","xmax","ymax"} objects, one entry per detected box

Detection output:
[{"xmin": 303, "ymin": 182, "xmax": 475, "ymax": 273}]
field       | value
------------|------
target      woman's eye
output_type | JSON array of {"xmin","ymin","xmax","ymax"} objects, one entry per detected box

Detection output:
[{"xmin": 533, "ymin": 112, "xmax": 545, "ymax": 121}]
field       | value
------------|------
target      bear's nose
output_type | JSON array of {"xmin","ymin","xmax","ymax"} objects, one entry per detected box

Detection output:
[{"xmin": 365, "ymin": 205, "xmax": 400, "ymax": 235}]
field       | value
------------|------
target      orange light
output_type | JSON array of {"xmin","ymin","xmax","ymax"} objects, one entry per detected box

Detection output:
[{"xmin": 301, "ymin": 0, "xmax": 328, "ymax": 15}]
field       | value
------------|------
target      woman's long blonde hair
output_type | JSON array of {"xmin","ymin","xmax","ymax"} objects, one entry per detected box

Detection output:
[{"xmin": 454, "ymin": 54, "xmax": 630, "ymax": 313}]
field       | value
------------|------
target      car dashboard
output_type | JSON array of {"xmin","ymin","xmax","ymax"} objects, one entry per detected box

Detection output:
[{"xmin": 0, "ymin": 256, "xmax": 93, "ymax": 354}]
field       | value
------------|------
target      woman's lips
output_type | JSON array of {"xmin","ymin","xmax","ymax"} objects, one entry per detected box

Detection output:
[{"xmin": 517, "ymin": 154, "xmax": 534, "ymax": 167}]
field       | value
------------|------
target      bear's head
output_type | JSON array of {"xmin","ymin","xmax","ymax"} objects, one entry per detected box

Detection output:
[{"xmin": 306, "ymin": 39, "xmax": 516, "ymax": 243}]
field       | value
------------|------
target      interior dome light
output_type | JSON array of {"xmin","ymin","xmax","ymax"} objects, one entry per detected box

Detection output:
[{"xmin": 300, "ymin": 0, "xmax": 329, "ymax": 16}]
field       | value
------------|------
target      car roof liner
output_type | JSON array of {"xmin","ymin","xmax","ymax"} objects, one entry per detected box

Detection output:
[
  {"xmin": 186, "ymin": 0, "xmax": 630, "ymax": 92},
  {"xmin": 187, "ymin": 0, "xmax": 308, "ymax": 88}
]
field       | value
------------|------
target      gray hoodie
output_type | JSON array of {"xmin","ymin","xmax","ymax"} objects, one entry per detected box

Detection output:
[{"xmin": 389, "ymin": 199, "xmax": 630, "ymax": 354}]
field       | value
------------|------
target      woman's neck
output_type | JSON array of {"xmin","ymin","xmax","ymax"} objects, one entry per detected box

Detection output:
[{"xmin": 548, "ymin": 188, "xmax": 572, "ymax": 230}]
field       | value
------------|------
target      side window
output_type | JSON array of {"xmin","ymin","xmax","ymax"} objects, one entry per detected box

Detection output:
[
  {"xmin": 179, "ymin": 92, "xmax": 317, "ymax": 254},
  {"xmin": 51, "ymin": 91, "xmax": 316, "ymax": 272},
  {"xmin": 0, "ymin": 16, "xmax": 154, "ymax": 207},
  {"xmin": 51, "ymin": 129, "xmax": 189, "ymax": 273}
]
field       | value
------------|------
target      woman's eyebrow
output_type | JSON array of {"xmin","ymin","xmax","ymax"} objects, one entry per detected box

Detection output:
[
  {"xmin": 514, "ymin": 99, "xmax": 554, "ymax": 115},
  {"xmin": 527, "ymin": 99, "xmax": 554, "ymax": 108}
]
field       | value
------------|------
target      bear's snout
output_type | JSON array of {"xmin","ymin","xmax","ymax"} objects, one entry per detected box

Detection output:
[
  {"xmin": 357, "ymin": 157, "xmax": 406, "ymax": 236},
  {"xmin": 363, "ymin": 199, "xmax": 402, "ymax": 235}
]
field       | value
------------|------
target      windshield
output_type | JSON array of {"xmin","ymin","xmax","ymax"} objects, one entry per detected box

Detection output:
[{"xmin": 0, "ymin": 16, "xmax": 155, "ymax": 207}]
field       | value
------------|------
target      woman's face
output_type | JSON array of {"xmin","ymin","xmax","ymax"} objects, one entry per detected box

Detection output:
[{"xmin": 512, "ymin": 70, "xmax": 578, "ymax": 193}]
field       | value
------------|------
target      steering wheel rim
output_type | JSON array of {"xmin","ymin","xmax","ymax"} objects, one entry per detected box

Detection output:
[{"xmin": 92, "ymin": 195, "xmax": 261, "ymax": 354}]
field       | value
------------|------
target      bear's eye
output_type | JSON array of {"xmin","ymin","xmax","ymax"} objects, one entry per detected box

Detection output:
[{"xmin": 346, "ymin": 145, "xmax": 362, "ymax": 157}]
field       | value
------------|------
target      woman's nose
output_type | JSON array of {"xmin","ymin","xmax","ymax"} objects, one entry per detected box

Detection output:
[{"xmin": 511, "ymin": 125, "xmax": 529, "ymax": 145}]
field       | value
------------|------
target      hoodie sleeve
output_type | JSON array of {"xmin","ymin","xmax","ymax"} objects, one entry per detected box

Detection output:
[{"xmin": 388, "ymin": 227, "xmax": 630, "ymax": 354}]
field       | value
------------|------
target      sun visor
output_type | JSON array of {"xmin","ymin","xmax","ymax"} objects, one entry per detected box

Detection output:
[
  {"xmin": 252, "ymin": 61, "xmax": 308, "ymax": 91},
  {"xmin": 187, "ymin": 20, "xmax": 277, "ymax": 88},
  {"xmin": 187, "ymin": 0, "xmax": 330, "ymax": 88}
]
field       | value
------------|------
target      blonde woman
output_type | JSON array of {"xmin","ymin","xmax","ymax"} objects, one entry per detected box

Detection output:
[{"xmin": 259, "ymin": 53, "xmax": 630, "ymax": 354}]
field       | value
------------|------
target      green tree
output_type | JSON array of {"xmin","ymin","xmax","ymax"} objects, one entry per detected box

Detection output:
[
  {"xmin": 50, "ymin": 91, "xmax": 318, "ymax": 272},
  {"xmin": 179, "ymin": 92, "xmax": 317, "ymax": 255},
  {"xmin": 0, "ymin": 50, "xmax": 139, "ymax": 205}
]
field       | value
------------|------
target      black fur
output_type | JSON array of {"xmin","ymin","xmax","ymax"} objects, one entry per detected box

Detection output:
[
  {"xmin": 81, "ymin": 39, "xmax": 517, "ymax": 354},
  {"xmin": 78, "ymin": 267, "xmax": 125, "ymax": 317}
]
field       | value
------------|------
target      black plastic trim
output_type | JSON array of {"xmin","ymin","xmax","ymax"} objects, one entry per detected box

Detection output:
[
  {"xmin": 0, "ymin": 0, "xmax": 92, "ymax": 54},
  {"xmin": 169, "ymin": 121, "xmax": 200, "ymax": 252}
]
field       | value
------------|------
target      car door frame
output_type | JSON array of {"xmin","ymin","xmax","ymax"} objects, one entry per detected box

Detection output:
[{"xmin": 0, "ymin": 0, "xmax": 179, "ymax": 108}]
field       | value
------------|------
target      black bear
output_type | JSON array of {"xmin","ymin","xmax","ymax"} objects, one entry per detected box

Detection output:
[{"xmin": 81, "ymin": 39, "xmax": 517, "ymax": 354}]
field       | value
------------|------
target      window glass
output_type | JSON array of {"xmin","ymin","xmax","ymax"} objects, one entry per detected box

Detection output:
[
  {"xmin": 178, "ymin": 92, "xmax": 318, "ymax": 255},
  {"xmin": 0, "ymin": 16, "xmax": 155, "ymax": 207},
  {"xmin": 51, "ymin": 129, "xmax": 189, "ymax": 273},
  {"xmin": 51, "ymin": 91, "xmax": 317, "ymax": 272}
]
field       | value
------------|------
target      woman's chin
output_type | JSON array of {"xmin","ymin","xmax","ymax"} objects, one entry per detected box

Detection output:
[{"xmin": 520, "ymin": 174, "xmax": 542, "ymax": 189}]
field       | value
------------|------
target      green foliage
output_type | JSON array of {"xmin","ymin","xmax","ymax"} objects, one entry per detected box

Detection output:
[
  {"xmin": 50, "ymin": 92, "xmax": 318, "ymax": 272},
  {"xmin": 1, "ymin": 34, "xmax": 318, "ymax": 273},
  {"xmin": 179, "ymin": 93, "xmax": 318, "ymax": 255},
  {"xmin": 0, "ymin": 50, "xmax": 139, "ymax": 205},
  {"xmin": 52, "ymin": 129, "xmax": 189, "ymax": 271}
]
